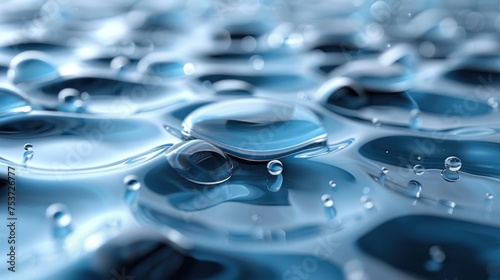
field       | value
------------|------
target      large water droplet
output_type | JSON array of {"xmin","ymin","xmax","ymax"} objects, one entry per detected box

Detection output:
[
  {"xmin": 441, "ymin": 169, "xmax": 460, "ymax": 182},
  {"xmin": 165, "ymin": 139, "xmax": 234, "ymax": 185},
  {"xmin": 0, "ymin": 87, "xmax": 31, "ymax": 116},
  {"xmin": 7, "ymin": 51, "xmax": 59, "ymax": 85},
  {"xmin": 444, "ymin": 156, "xmax": 462, "ymax": 171},
  {"xmin": 182, "ymin": 98, "xmax": 328, "ymax": 161},
  {"xmin": 267, "ymin": 160, "xmax": 283, "ymax": 175}
]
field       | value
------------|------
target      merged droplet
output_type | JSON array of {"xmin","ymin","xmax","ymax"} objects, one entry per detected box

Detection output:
[
  {"xmin": 267, "ymin": 160, "xmax": 283, "ymax": 175},
  {"xmin": 182, "ymin": 98, "xmax": 328, "ymax": 161},
  {"xmin": 0, "ymin": 86, "xmax": 31, "ymax": 116},
  {"xmin": 444, "ymin": 156, "xmax": 462, "ymax": 171},
  {"xmin": 7, "ymin": 51, "xmax": 59, "ymax": 85},
  {"xmin": 165, "ymin": 139, "xmax": 234, "ymax": 185}
]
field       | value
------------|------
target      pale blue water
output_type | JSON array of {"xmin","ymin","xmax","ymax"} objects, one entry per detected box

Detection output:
[{"xmin": 0, "ymin": 1, "xmax": 500, "ymax": 280}]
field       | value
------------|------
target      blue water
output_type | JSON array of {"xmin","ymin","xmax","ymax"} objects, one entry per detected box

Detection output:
[{"xmin": 1, "ymin": 1, "xmax": 500, "ymax": 280}]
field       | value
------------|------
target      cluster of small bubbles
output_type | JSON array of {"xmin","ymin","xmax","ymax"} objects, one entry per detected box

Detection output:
[
  {"xmin": 413, "ymin": 164, "xmax": 425, "ymax": 175},
  {"xmin": 24, "ymin": 143, "xmax": 33, "ymax": 151},
  {"xmin": 360, "ymin": 195, "xmax": 374, "ymax": 209},
  {"xmin": 372, "ymin": 118, "xmax": 381, "ymax": 127},
  {"xmin": 267, "ymin": 160, "xmax": 283, "ymax": 176},
  {"xmin": 444, "ymin": 156, "xmax": 462, "ymax": 171},
  {"xmin": 329, "ymin": 180, "xmax": 336, "ymax": 188},
  {"xmin": 321, "ymin": 194, "xmax": 334, "ymax": 207},
  {"xmin": 123, "ymin": 175, "xmax": 141, "ymax": 191},
  {"xmin": 381, "ymin": 167, "xmax": 389, "ymax": 174}
]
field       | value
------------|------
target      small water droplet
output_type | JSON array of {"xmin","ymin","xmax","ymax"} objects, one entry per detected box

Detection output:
[
  {"xmin": 444, "ymin": 156, "xmax": 462, "ymax": 171},
  {"xmin": 381, "ymin": 167, "xmax": 389, "ymax": 174},
  {"xmin": 165, "ymin": 139, "xmax": 234, "ymax": 185},
  {"xmin": 407, "ymin": 180, "xmax": 422, "ymax": 198},
  {"xmin": 110, "ymin": 56, "xmax": 130, "ymax": 72},
  {"xmin": 429, "ymin": 246, "xmax": 446, "ymax": 262},
  {"xmin": 251, "ymin": 214, "xmax": 263, "ymax": 223},
  {"xmin": 413, "ymin": 164, "xmax": 425, "ymax": 175},
  {"xmin": 486, "ymin": 193, "xmax": 494, "ymax": 200},
  {"xmin": 321, "ymin": 194, "xmax": 334, "ymax": 207},
  {"xmin": 329, "ymin": 180, "xmax": 336, "ymax": 188},
  {"xmin": 241, "ymin": 36, "xmax": 257, "ymax": 52},
  {"xmin": 46, "ymin": 203, "xmax": 72, "ymax": 228},
  {"xmin": 250, "ymin": 55, "xmax": 264, "ymax": 70},
  {"xmin": 24, "ymin": 143, "xmax": 33, "ymax": 151},
  {"xmin": 267, "ymin": 160, "xmax": 283, "ymax": 175},
  {"xmin": 360, "ymin": 195, "xmax": 374, "ymax": 209},
  {"xmin": 441, "ymin": 169, "xmax": 460, "ymax": 182},
  {"xmin": 439, "ymin": 199, "xmax": 457, "ymax": 214},
  {"xmin": 488, "ymin": 97, "xmax": 498, "ymax": 109},
  {"xmin": 386, "ymin": 43, "xmax": 391, "ymax": 48},
  {"xmin": 183, "ymin": 62, "xmax": 195, "ymax": 75},
  {"xmin": 372, "ymin": 118, "xmax": 381, "ymax": 127},
  {"xmin": 123, "ymin": 175, "xmax": 141, "ymax": 191}
]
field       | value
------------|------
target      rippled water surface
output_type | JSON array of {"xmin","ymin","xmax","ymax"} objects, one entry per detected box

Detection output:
[{"xmin": 1, "ymin": 0, "xmax": 500, "ymax": 279}]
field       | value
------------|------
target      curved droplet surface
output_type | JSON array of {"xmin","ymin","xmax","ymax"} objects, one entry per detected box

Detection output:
[
  {"xmin": 444, "ymin": 156, "xmax": 462, "ymax": 171},
  {"xmin": 0, "ymin": 86, "xmax": 31, "ymax": 116},
  {"xmin": 165, "ymin": 139, "xmax": 234, "ymax": 185},
  {"xmin": 212, "ymin": 79, "xmax": 254, "ymax": 96},
  {"xmin": 182, "ymin": 98, "xmax": 327, "ymax": 161},
  {"xmin": 267, "ymin": 160, "xmax": 283, "ymax": 175},
  {"xmin": 8, "ymin": 51, "xmax": 59, "ymax": 85}
]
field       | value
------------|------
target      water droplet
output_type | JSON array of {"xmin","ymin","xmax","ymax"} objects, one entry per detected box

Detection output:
[
  {"xmin": 439, "ymin": 199, "xmax": 457, "ymax": 214},
  {"xmin": 381, "ymin": 167, "xmax": 389, "ymax": 174},
  {"xmin": 267, "ymin": 173, "xmax": 283, "ymax": 192},
  {"xmin": 110, "ymin": 56, "xmax": 130, "ymax": 72},
  {"xmin": 360, "ymin": 195, "xmax": 374, "ymax": 209},
  {"xmin": 444, "ymin": 156, "xmax": 462, "ymax": 171},
  {"xmin": 386, "ymin": 43, "xmax": 391, "ymax": 48},
  {"xmin": 486, "ymin": 193, "xmax": 494, "ymax": 200},
  {"xmin": 429, "ymin": 246, "xmax": 446, "ymax": 262},
  {"xmin": 123, "ymin": 175, "xmax": 141, "ymax": 191},
  {"xmin": 441, "ymin": 168, "xmax": 460, "ymax": 182},
  {"xmin": 488, "ymin": 97, "xmax": 498, "ymax": 108},
  {"xmin": 212, "ymin": 79, "xmax": 254, "ymax": 96},
  {"xmin": 329, "ymin": 180, "xmax": 337, "ymax": 188},
  {"xmin": 0, "ymin": 87, "xmax": 31, "ymax": 116},
  {"xmin": 8, "ymin": 51, "xmax": 59, "ymax": 85},
  {"xmin": 183, "ymin": 62, "xmax": 195, "ymax": 75},
  {"xmin": 267, "ymin": 160, "xmax": 283, "ymax": 175},
  {"xmin": 407, "ymin": 180, "xmax": 422, "ymax": 198},
  {"xmin": 241, "ymin": 36, "xmax": 257, "ymax": 52},
  {"xmin": 250, "ymin": 55, "xmax": 264, "ymax": 70},
  {"xmin": 321, "ymin": 194, "xmax": 334, "ymax": 207},
  {"xmin": 413, "ymin": 164, "xmax": 425, "ymax": 175},
  {"xmin": 182, "ymin": 98, "xmax": 327, "ymax": 161},
  {"xmin": 24, "ymin": 143, "xmax": 33, "ymax": 151},
  {"xmin": 372, "ymin": 118, "xmax": 381, "ymax": 127},
  {"xmin": 57, "ymin": 88, "xmax": 84, "ymax": 112},
  {"xmin": 165, "ymin": 139, "xmax": 234, "ymax": 185},
  {"xmin": 46, "ymin": 203, "xmax": 72, "ymax": 228},
  {"xmin": 22, "ymin": 143, "xmax": 34, "ymax": 168},
  {"xmin": 251, "ymin": 214, "xmax": 263, "ymax": 223}
]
